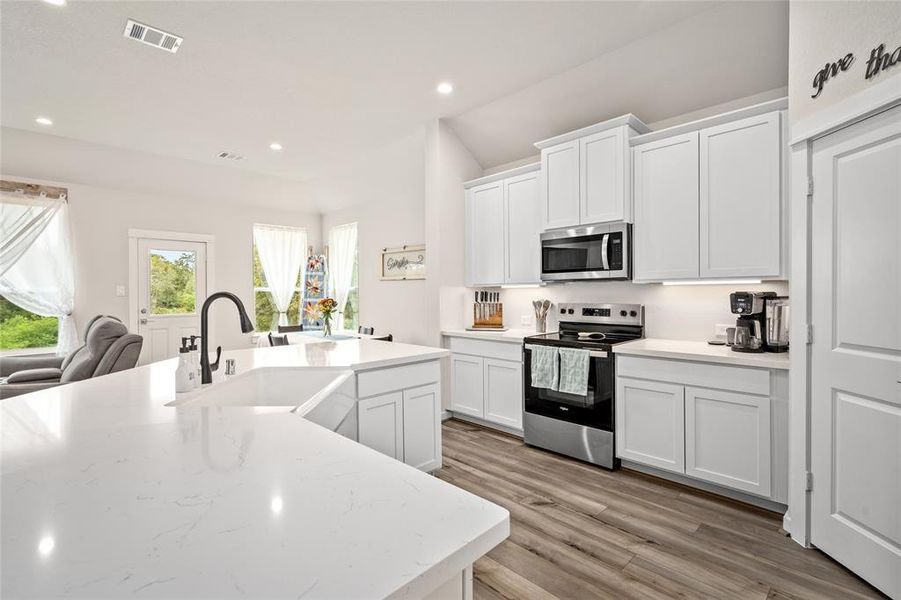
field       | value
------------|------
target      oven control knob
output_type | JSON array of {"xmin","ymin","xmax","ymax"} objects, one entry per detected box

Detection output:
[
  {"xmin": 567, "ymin": 308, "xmax": 574, "ymax": 314},
  {"xmin": 620, "ymin": 310, "xmax": 627, "ymax": 317},
  {"xmin": 629, "ymin": 310, "xmax": 637, "ymax": 317},
  {"xmin": 560, "ymin": 308, "xmax": 565, "ymax": 314}
]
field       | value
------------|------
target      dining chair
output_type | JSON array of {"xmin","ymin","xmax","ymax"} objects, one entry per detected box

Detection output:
[
  {"xmin": 358, "ymin": 326, "xmax": 375, "ymax": 335},
  {"xmin": 371, "ymin": 334, "xmax": 393, "ymax": 342},
  {"xmin": 277, "ymin": 324, "xmax": 304, "ymax": 333},
  {"xmin": 268, "ymin": 333, "xmax": 290, "ymax": 346}
]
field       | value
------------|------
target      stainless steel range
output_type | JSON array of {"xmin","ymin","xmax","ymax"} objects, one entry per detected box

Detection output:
[{"xmin": 522, "ymin": 302, "xmax": 644, "ymax": 469}]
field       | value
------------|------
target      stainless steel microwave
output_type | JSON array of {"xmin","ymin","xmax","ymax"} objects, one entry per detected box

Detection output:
[{"xmin": 540, "ymin": 222, "xmax": 631, "ymax": 281}]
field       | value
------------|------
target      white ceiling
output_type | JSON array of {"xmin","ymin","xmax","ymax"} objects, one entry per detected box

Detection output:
[{"xmin": 1, "ymin": 1, "xmax": 788, "ymax": 210}]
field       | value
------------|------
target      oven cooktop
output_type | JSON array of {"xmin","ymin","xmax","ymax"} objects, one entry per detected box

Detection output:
[{"xmin": 523, "ymin": 302, "xmax": 645, "ymax": 351}]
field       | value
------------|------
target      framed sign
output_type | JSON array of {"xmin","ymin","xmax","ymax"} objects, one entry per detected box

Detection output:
[{"xmin": 380, "ymin": 244, "xmax": 426, "ymax": 280}]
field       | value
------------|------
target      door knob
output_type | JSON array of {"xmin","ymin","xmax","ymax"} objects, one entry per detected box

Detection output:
[
  {"xmin": 140, "ymin": 318, "xmax": 148, "ymax": 324},
  {"xmin": 140, "ymin": 308, "xmax": 148, "ymax": 314}
]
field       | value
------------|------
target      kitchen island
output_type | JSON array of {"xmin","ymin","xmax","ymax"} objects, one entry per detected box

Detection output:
[{"xmin": 1, "ymin": 338, "xmax": 509, "ymax": 599}]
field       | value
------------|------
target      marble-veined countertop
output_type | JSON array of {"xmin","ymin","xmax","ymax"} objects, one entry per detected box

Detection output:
[
  {"xmin": 614, "ymin": 338, "xmax": 790, "ymax": 370},
  {"xmin": 1, "ymin": 339, "xmax": 508, "ymax": 598}
]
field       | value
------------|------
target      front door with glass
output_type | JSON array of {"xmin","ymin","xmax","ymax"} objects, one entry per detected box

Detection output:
[{"xmin": 136, "ymin": 238, "xmax": 208, "ymax": 364}]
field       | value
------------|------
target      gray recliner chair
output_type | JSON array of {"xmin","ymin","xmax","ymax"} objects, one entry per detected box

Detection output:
[{"xmin": 0, "ymin": 315, "xmax": 143, "ymax": 399}]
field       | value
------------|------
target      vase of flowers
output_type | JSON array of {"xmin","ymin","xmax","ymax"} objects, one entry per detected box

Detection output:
[{"xmin": 317, "ymin": 297, "xmax": 338, "ymax": 337}]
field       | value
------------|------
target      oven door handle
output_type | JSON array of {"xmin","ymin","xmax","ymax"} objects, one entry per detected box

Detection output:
[
  {"xmin": 589, "ymin": 350, "xmax": 608, "ymax": 358},
  {"xmin": 600, "ymin": 234, "xmax": 609, "ymax": 271}
]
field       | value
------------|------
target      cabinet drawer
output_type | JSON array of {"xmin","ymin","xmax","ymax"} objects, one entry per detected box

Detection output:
[
  {"xmin": 616, "ymin": 355, "xmax": 769, "ymax": 396},
  {"xmin": 447, "ymin": 337, "xmax": 522, "ymax": 362},
  {"xmin": 357, "ymin": 360, "xmax": 441, "ymax": 399}
]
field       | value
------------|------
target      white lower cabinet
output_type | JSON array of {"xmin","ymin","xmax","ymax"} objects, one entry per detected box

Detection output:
[
  {"xmin": 616, "ymin": 379, "xmax": 685, "ymax": 474},
  {"xmin": 356, "ymin": 361, "xmax": 442, "ymax": 472},
  {"xmin": 685, "ymin": 387, "xmax": 770, "ymax": 497},
  {"xmin": 402, "ymin": 384, "xmax": 442, "ymax": 472},
  {"xmin": 483, "ymin": 358, "xmax": 523, "ymax": 430},
  {"xmin": 358, "ymin": 392, "xmax": 404, "ymax": 461},
  {"xmin": 616, "ymin": 355, "xmax": 787, "ymax": 503},
  {"xmin": 447, "ymin": 337, "xmax": 524, "ymax": 433}
]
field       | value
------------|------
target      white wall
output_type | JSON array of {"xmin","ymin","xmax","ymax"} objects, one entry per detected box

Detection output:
[
  {"xmin": 1, "ymin": 129, "xmax": 321, "ymax": 351},
  {"xmin": 319, "ymin": 129, "xmax": 429, "ymax": 345},
  {"xmin": 481, "ymin": 281, "xmax": 789, "ymax": 342},
  {"xmin": 788, "ymin": 1, "xmax": 901, "ymax": 124}
]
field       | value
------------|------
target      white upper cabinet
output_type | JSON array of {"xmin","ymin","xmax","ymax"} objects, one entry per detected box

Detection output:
[
  {"xmin": 633, "ymin": 132, "xmax": 701, "ymax": 281},
  {"xmin": 466, "ymin": 180, "xmax": 505, "ymax": 286},
  {"xmin": 700, "ymin": 112, "xmax": 782, "ymax": 278},
  {"xmin": 535, "ymin": 115, "xmax": 649, "ymax": 231},
  {"xmin": 540, "ymin": 140, "xmax": 580, "ymax": 229},
  {"xmin": 631, "ymin": 100, "xmax": 787, "ymax": 282},
  {"xmin": 504, "ymin": 171, "xmax": 541, "ymax": 284},
  {"xmin": 465, "ymin": 164, "xmax": 541, "ymax": 287},
  {"xmin": 581, "ymin": 128, "xmax": 628, "ymax": 224}
]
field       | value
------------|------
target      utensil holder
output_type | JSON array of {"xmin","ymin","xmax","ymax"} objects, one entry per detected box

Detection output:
[{"xmin": 535, "ymin": 315, "xmax": 547, "ymax": 333}]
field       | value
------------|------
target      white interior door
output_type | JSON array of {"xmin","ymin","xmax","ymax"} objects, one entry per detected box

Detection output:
[
  {"xmin": 810, "ymin": 103, "xmax": 901, "ymax": 599},
  {"xmin": 136, "ymin": 237, "xmax": 208, "ymax": 364}
]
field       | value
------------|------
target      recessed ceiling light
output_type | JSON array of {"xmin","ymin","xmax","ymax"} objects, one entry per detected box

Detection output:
[
  {"xmin": 42, "ymin": 0, "xmax": 67, "ymax": 6},
  {"xmin": 269, "ymin": 142, "xmax": 283, "ymax": 151},
  {"xmin": 436, "ymin": 82, "xmax": 453, "ymax": 95},
  {"xmin": 35, "ymin": 117, "xmax": 53, "ymax": 126}
]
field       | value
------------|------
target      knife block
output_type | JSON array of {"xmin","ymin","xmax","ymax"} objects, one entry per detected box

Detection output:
[{"xmin": 472, "ymin": 303, "xmax": 503, "ymax": 329}]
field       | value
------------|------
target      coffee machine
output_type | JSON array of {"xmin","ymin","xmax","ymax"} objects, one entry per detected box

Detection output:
[{"xmin": 729, "ymin": 291, "xmax": 776, "ymax": 353}]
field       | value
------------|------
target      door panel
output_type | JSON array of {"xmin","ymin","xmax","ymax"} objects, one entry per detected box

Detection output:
[
  {"xmin": 467, "ymin": 182, "xmax": 505, "ymax": 286},
  {"xmin": 633, "ymin": 132, "xmax": 700, "ymax": 281},
  {"xmin": 505, "ymin": 172, "xmax": 541, "ymax": 284},
  {"xmin": 615, "ymin": 377, "xmax": 685, "ymax": 473},
  {"xmin": 811, "ymin": 104, "xmax": 901, "ymax": 599},
  {"xmin": 483, "ymin": 358, "xmax": 523, "ymax": 429},
  {"xmin": 402, "ymin": 384, "xmax": 441, "ymax": 471},
  {"xmin": 450, "ymin": 354, "xmax": 484, "ymax": 417},
  {"xmin": 581, "ymin": 129, "xmax": 624, "ymax": 224},
  {"xmin": 685, "ymin": 387, "xmax": 771, "ymax": 496},
  {"xmin": 358, "ymin": 392, "xmax": 403, "ymax": 461},
  {"xmin": 700, "ymin": 112, "xmax": 782, "ymax": 278},
  {"xmin": 541, "ymin": 141, "xmax": 580, "ymax": 230},
  {"xmin": 136, "ymin": 238, "xmax": 207, "ymax": 364}
]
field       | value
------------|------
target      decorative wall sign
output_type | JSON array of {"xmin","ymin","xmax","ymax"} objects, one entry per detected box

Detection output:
[
  {"xmin": 811, "ymin": 53, "xmax": 854, "ymax": 98},
  {"xmin": 380, "ymin": 244, "xmax": 426, "ymax": 280},
  {"xmin": 865, "ymin": 43, "xmax": 901, "ymax": 80},
  {"xmin": 811, "ymin": 41, "xmax": 901, "ymax": 99}
]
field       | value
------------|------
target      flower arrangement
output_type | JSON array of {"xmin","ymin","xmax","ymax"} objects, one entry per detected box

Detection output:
[{"xmin": 317, "ymin": 297, "xmax": 338, "ymax": 337}]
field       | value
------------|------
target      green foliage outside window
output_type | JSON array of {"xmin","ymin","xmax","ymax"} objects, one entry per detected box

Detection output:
[
  {"xmin": 150, "ymin": 251, "xmax": 196, "ymax": 314},
  {"xmin": 0, "ymin": 296, "xmax": 58, "ymax": 350}
]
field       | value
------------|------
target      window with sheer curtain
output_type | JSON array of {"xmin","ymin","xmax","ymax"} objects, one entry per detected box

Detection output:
[
  {"xmin": 327, "ymin": 222, "xmax": 358, "ymax": 331},
  {"xmin": 0, "ymin": 188, "xmax": 76, "ymax": 353},
  {"xmin": 252, "ymin": 224, "xmax": 307, "ymax": 332}
]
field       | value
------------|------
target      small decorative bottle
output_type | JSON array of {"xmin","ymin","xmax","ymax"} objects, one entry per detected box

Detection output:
[{"xmin": 175, "ymin": 340, "xmax": 194, "ymax": 393}]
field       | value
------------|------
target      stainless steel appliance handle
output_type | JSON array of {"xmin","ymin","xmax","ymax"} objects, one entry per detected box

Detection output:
[
  {"xmin": 600, "ymin": 234, "xmax": 609, "ymax": 271},
  {"xmin": 589, "ymin": 350, "xmax": 608, "ymax": 358}
]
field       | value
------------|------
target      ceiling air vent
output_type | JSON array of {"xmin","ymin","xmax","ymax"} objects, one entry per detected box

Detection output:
[
  {"xmin": 217, "ymin": 151, "xmax": 245, "ymax": 161},
  {"xmin": 123, "ymin": 19, "xmax": 182, "ymax": 54}
]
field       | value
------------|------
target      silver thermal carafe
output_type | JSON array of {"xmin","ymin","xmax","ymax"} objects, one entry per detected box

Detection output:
[
  {"xmin": 729, "ymin": 291, "xmax": 776, "ymax": 353},
  {"xmin": 764, "ymin": 296, "xmax": 790, "ymax": 353}
]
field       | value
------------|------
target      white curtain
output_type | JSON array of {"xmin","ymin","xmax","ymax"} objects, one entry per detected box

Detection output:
[
  {"xmin": 0, "ymin": 193, "xmax": 78, "ymax": 352},
  {"xmin": 253, "ymin": 224, "xmax": 307, "ymax": 327},
  {"xmin": 327, "ymin": 222, "xmax": 357, "ymax": 330}
]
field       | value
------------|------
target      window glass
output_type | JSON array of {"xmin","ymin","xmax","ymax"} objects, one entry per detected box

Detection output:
[{"xmin": 149, "ymin": 249, "xmax": 197, "ymax": 315}]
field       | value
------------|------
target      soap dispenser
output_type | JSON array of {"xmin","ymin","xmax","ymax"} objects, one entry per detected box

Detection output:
[
  {"xmin": 175, "ymin": 338, "xmax": 194, "ymax": 393},
  {"xmin": 189, "ymin": 335, "xmax": 201, "ymax": 388}
]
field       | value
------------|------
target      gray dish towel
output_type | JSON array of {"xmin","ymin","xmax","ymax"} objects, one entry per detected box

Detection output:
[
  {"xmin": 557, "ymin": 347, "xmax": 590, "ymax": 396},
  {"xmin": 526, "ymin": 344, "xmax": 559, "ymax": 390}
]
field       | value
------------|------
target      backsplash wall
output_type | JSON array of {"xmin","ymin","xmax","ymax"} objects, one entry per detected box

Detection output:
[{"xmin": 447, "ymin": 281, "xmax": 789, "ymax": 341}]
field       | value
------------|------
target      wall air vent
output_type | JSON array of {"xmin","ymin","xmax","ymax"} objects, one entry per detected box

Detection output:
[
  {"xmin": 217, "ymin": 151, "xmax": 245, "ymax": 161},
  {"xmin": 123, "ymin": 19, "xmax": 182, "ymax": 54}
]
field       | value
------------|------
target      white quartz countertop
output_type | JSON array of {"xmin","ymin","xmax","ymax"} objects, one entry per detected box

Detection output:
[
  {"xmin": 614, "ymin": 338, "xmax": 790, "ymax": 370},
  {"xmin": 1, "ymin": 338, "xmax": 507, "ymax": 599},
  {"xmin": 441, "ymin": 328, "xmax": 539, "ymax": 343}
]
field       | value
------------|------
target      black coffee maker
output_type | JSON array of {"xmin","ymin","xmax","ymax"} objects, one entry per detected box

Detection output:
[{"xmin": 729, "ymin": 291, "xmax": 776, "ymax": 353}]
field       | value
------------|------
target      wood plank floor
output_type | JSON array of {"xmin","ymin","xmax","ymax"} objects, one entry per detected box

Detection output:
[{"xmin": 437, "ymin": 419, "xmax": 885, "ymax": 600}]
